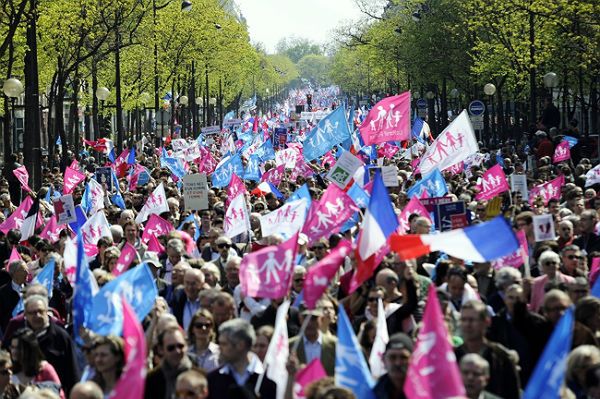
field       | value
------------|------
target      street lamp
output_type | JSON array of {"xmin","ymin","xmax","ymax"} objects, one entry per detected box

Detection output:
[
  {"xmin": 3, "ymin": 78, "xmax": 24, "ymax": 153},
  {"xmin": 543, "ymin": 72, "xmax": 558, "ymax": 99},
  {"xmin": 450, "ymin": 88, "xmax": 459, "ymax": 115},
  {"xmin": 179, "ymin": 95, "xmax": 189, "ymax": 137},
  {"xmin": 181, "ymin": 0, "xmax": 192, "ymax": 12},
  {"xmin": 96, "ymin": 87, "xmax": 110, "ymax": 137},
  {"xmin": 209, "ymin": 97, "xmax": 216, "ymax": 126},
  {"xmin": 484, "ymin": 83, "xmax": 496, "ymax": 143}
]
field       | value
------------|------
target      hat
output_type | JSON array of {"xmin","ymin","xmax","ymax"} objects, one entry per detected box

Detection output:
[
  {"xmin": 143, "ymin": 251, "xmax": 162, "ymax": 268},
  {"xmin": 215, "ymin": 236, "xmax": 232, "ymax": 246},
  {"xmin": 386, "ymin": 333, "xmax": 414, "ymax": 352},
  {"xmin": 298, "ymin": 233, "xmax": 308, "ymax": 246}
]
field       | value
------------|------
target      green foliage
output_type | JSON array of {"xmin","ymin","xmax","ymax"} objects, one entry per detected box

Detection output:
[
  {"xmin": 275, "ymin": 36, "xmax": 323, "ymax": 63},
  {"xmin": 297, "ymin": 54, "xmax": 332, "ymax": 87}
]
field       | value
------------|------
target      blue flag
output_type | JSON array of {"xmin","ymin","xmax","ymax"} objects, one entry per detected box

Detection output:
[
  {"xmin": 81, "ymin": 183, "xmax": 92, "ymax": 215},
  {"xmin": 160, "ymin": 149, "xmax": 186, "ymax": 179},
  {"xmin": 256, "ymin": 139, "xmax": 275, "ymax": 161},
  {"xmin": 33, "ymin": 258, "xmax": 55, "ymax": 299},
  {"xmin": 111, "ymin": 192, "xmax": 126, "ymax": 209},
  {"xmin": 304, "ymin": 107, "xmax": 352, "ymax": 162},
  {"xmin": 127, "ymin": 147, "xmax": 136, "ymax": 165},
  {"xmin": 564, "ymin": 136, "xmax": 578, "ymax": 148},
  {"xmin": 523, "ymin": 307, "xmax": 574, "ymax": 399},
  {"xmin": 340, "ymin": 211, "xmax": 359, "ymax": 233},
  {"xmin": 108, "ymin": 148, "xmax": 116, "ymax": 163},
  {"xmin": 243, "ymin": 154, "xmax": 262, "ymax": 181},
  {"xmin": 55, "ymin": 135, "xmax": 62, "ymax": 146},
  {"xmin": 336, "ymin": 305, "xmax": 375, "ymax": 399},
  {"xmin": 407, "ymin": 169, "xmax": 448, "ymax": 198},
  {"xmin": 87, "ymin": 263, "xmax": 158, "ymax": 336},
  {"xmin": 347, "ymin": 183, "xmax": 370, "ymax": 208},
  {"xmin": 73, "ymin": 232, "xmax": 96, "ymax": 344},
  {"xmin": 69, "ymin": 206, "xmax": 88, "ymax": 233},
  {"xmin": 287, "ymin": 184, "xmax": 312, "ymax": 210},
  {"xmin": 177, "ymin": 213, "xmax": 201, "ymax": 241},
  {"xmin": 212, "ymin": 154, "xmax": 244, "ymax": 188},
  {"xmin": 44, "ymin": 186, "xmax": 52, "ymax": 203},
  {"xmin": 411, "ymin": 117, "xmax": 426, "ymax": 144}
]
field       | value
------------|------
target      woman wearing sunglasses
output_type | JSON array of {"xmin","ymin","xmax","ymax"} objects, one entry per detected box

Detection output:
[{"xmin": 187, "ymin": 310, "xmax": 220, "ymax": 373}]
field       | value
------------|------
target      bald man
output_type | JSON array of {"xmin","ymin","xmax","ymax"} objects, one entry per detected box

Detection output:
[
  {"xmin": 376, "ymin": 268, "xmax": 403, "ymax": 304},
  {"xmin": 69, "ymin": 381, "xmax": 103, "ymax": 399}
]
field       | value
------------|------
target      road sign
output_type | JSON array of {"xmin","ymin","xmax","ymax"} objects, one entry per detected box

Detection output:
[
  {"xmin": 416, "ymin": 99, "xmax": 427, "ymax": 109},
  {"xmin": 470, "ymin": 115, "xmax": 484, "ymax": 130},
  {"xmin": 435, "ymin": 201, "xmax": 468, "ymax": 232},
  {"xmin": 468, "ymin": 100, "xmax": 486, "ymax": 116}
]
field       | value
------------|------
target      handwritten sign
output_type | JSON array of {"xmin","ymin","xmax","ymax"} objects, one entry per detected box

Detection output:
[{"xmin": 183, "ymin": 174, "xmax": 209, "ymax": 210}]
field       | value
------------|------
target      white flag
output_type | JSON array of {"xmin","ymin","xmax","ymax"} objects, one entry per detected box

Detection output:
[
  {"xmin": 224, "ymin": 194, "xmax": 250, "ymax": 238},
  {"xmin": 135, "ymin": 183, "xmax": 169, "ymax": 223},
  {"xmin": 87, "ymin": 178, "xmax": 105, "ymax": 215},
  {"xmin": 418, "ymin": 110, "xmax": 479, "ymax": 175},
  {"xmin": 369, "ymin": 298, "xmax": 389, "ymax": 379},
  {"xmin": 259, "ymin": 198, "xmax": 307, "ymax": 239},
  {"xmin": 80, "ymin": 211, "xmax": 112, "ymax": 246},
  {"xmin": 586, "ymin": 164, "xmax": 600, "ymax": 187},
  {"xmin": 263, "ymin": 300, "xmax": 290, "ymax": 399}
]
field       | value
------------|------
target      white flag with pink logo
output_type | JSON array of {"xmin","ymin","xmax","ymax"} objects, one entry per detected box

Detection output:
[
  {"xmin": 419, "ymin": 110, "xmax": 478, "ymax": 176},
  {"xmin": 239, "ymin": 233, "xmax": 298, "ymax": 299},
  {"xmin": 63, "ymin": 166, "xmax": 86, "ymax": 195},
  {"xmin": 224, "ymin": 194, "xmax": 250, "ymax": 238},
  {"xmin": 261, "ymin": 165, "xmax": 285, "ymax": 186},
  {"xmin": 553, "ymin": 141, "xmax": 571, "ymax": 163},
  {"xmin": 397, "ymin": 196, "xmax": 431, "ymax": 234},
  {"xmin": 260, "ymin": 198, "xmax": 307, "ymax": 239},
  {"xmin": 475, "ymin": 164, "xmax": 509, "ymax": 201},
  {"xmin": 87, "ymin": 178, "xmax": 105, "ymax": 215},
  {"xmin": 226, "ymin": 174, "xmax": 247, "ymax": 208},
  {"xmin": 135, "ymin": 183, "xmax": 169, "ymax": 223},
  {"xmin": 80, "ymin": 211, "xmax": 112, "ymax": 246}
]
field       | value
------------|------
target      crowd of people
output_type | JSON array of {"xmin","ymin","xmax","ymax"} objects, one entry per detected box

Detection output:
[{"xmin": 0, "ymin": 91, "xmax": 598, "ymax": 399}]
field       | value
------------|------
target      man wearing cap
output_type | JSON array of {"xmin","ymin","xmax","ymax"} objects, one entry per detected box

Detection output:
[
  {"xmin": 288, "ymin": 304, "xmax": 337, "ymax": 376},
  {"xmin": 372, "ymin": 333, "xmax": 413, "ymax": 399}
]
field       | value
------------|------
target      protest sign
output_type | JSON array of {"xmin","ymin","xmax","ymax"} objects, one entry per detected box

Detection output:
[
  {"xmin": 183, "ymin": 174, "xmax": 209, "ymax": 210},
  {"xmin": 326, "ymin": 151, "xmax": 363, "ymax": 189},
  {"xmin": 53, "ymin": 194, "xmax": 77, "ymax": 225}
]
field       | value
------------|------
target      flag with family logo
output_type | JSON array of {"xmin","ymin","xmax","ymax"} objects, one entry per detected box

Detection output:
[
  {"xmin": 360, "ymin": 92, "xmax": 411, "ymax": 146},
  {"xmin": 260, "ymin": 198, "xmax": 307, "ymax": 239},
  {"xmin": 256, "ymin": 139, "xmax": 276, "ymax": 161},
  {"xmin": 227, "ymin": 174, "xmax": 247, "ymax": 208},
  {"xmin": 239, "ymin": 233, "xmax": 299, "ymax": 299},
  {"xmin": 81, "ymin": 178, "xmax": 105, "ymax": 215},
  {"xmin": 73, "ymin": 232, "xmax": 98, "ymax": 343},
  {"xmin": 243, "ymin": 154, "xmax": 262, "ymax": 181},
  {"xmin": 32, "ymin": 258, "xmax": 56, "ymax": 299},
  {"xmin": 304, "ymin": 240, "xmax": 351, "ymax": 309},
  {"xmin": 141, "ymin": 214, "xmax": 174, "ymax": 244},
  {"xmin": 12, "ymin": 165, "xmax": 32, "ymax": 193},
  {"xmin": 407, "ymin": 169, "xmax": 448, "ymax": 198},
  {"xmin": 88, "ymin": 263, "xmax": 158, "ymax": 336},
  {"xmin": 0, "ymin": 196, "xmax": 33, "ymax": 234},
  {"xmin": 398, "ymin": 196, "xmax": 431, "ymax": 234},
  {"xmin": 113, "ymin": 242, "xmax": 137, "ymax": 277},
  {"xmin": 135, "ymin": 183, "xmax": 169, "ymax": 223},
  {"xmin": 160, "ymin": 148, "xmax": 186, "ymax": 179},
  {"xmin": 63, "ymin": 166, "xmax": 86, "ymax": 195},
  {"xmin": 303, "ymin": 107, "xmax": 351, "ymax": 161},
  {"xmin": 523, "ymin": 307, "xmax": 574, "ymax": 399},
  {"xmin": 80, "ymin": 211, "xmax": 112, "ymax": 246},
  {"xmin": 475, "ymin": 164, "xmax": 509, "ymax": 201},
  {"xmin": 335, "ymin": 305, "xmax": 375, "ymax": 399},
  {"xmin": 224, "ymin": 193, "xmax": 250, "ymax": 238},
  {"xmin": 211, "ymin": 154, "xmax": 244, "ymax": 188},
  {"xmin": 529, "ymin": 175, "xmax": 564, "ymax": 206},
  {"xmin": 553, "ymin": 141, "xmax": 570, "ymax": 164},
  {"xmin": 418, "ymin": 110, "xmax": 478, "ymax": 176},
  {"xmin": 288, "ymin": 184, "xmax": 312, "ymax": 210},
  {"xmin": 261, "ymin": 165, "xmax": 285, "ymax": 186}
]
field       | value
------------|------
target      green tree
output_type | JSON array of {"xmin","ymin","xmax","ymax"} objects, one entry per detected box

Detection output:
[{"xmin": 275, "ymin": 36, "xmax": 322, "ymax": 63}]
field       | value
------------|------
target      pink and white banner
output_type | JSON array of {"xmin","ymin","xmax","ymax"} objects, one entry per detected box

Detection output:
[
  {"xmin": 226, "ymin": 174, "xmax": 247, "ymax": 208},
  {"xmin": 359, "ymin": 92, "xmax": 411, "ymax": 145},
  {"xmin": 0, "ymin": 196, "xmax": 33, "ymax": 234},
  {"xmin": 141, "ymin": 214, "xmax": 174, "ymax": 244},
  {"xmin": 135, "ymin": 183, "xmax": 169, "ymax": 223},
  {"xmin": 39, "ymin": 215, "xmax": 65, "ymax": 243},
  {"xmin": 492, "ymin": 230, "xmax": 529, "ymax": 269},
  {"xmin": 443, "ymin": 161, "xmax": 464, "ymax": 176},
  {"xmin": 12, "ymin": 166, "xmax": 32, "ymax": 193},
  {"xmin": 529, "ymin": 175, "xmax": 565, "ymax": 205},
  {"xmin": 304, "ymin": 240, "xmax": 351, "ymax": 309},
  {"xmin": 63, "ymin": 166, "xmax": 86, "ymax": 195},
  {"xmin": 398, "ymin": 196, "xmax": 431, "ymax": 234},
  {"xmin": 224, "ymin": 193, "xmax": 250, "ymax": 238},
  {"xmin": 260, "ymin": 198, "xmax": 307, "ymax": 239},
  {"xmin": 475, "ymin": 164, "xmax": 509, "ymax": 201},
  {"xmin": 553, "ymin": 141, "xmax": 571, "ymax": 163},
  {"xmin": 113, "ymin": 242, "xmax": 137, "ymax": 276},
  {"xmin": 261, "ymin": 165, "xmax": 285, "ymax": 186},
  {"xmin": 239, "ymin": 233, "xmax": 298, "ymax": 299}
]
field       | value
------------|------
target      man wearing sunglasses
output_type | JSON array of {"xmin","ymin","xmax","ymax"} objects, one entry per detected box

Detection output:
[{"xmin": 560, "ymin": 244, "xmax": 585, "ymax": 278}]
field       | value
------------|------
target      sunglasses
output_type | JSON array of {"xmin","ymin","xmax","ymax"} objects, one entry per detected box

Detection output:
[
  {"xmin": 544, "ymin": 261, "xmax": 558, "ymax": 266},
  {"xmin": 312, "ymin": 246, "xmax": 326, "ymax": 250},
  {"xmin": 217, "ymin": 243, "xmax": 230, "ymax": 249},
  {"xmin": 166, "ymin": 343, "xmax": 185, "ymax": 352},
  {"xmin": 567, "ymin": 255, "xmax": 583, "ymax": 260},
  {"xmin": 367, "ymin": 297, "xmax": 381, "ymax": 302},
  {"xmin": 176, "ymin": 390, "xmax": 200, "ymax": 398},
  {"xmin": 193, "ymin": 322, "xmax": 212, "ymax": 329},
  {"xmin": 294, "ymin": 278, "xmax": 305, "ymax": 283}
]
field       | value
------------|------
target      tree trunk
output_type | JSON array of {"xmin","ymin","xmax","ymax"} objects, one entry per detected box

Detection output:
[
  {"xmin": 24, "ymin": 0, "xmax": 41, "ymax": 190},
  {"xmin": 92, "ymin": 58, "xmax": 99, "ymax": 140}
]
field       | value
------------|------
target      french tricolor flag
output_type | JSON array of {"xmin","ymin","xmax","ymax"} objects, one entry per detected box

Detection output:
[
  {"xmin": 250, "ymin": 181, "xmax": 284, "ymax": 199},
  {"xmin": 357, "ymin": 170, "xmax": 398, "ymax": 262},
  {"xmin": 390, "ymin": 216, "xmax": 518, "ymax": 262}
]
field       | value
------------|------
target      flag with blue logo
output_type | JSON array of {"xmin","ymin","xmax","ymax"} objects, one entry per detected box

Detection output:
[
  {"xmin": 256, "ymin": 139, "xmax": 275, "ymax": 161},
  {"xmin": 33, "ymin": 258, "xmax": 56, "ymax": 299},
  {"xmin": 69, "ymin": 206, "xmax": 88, "ymax": 233},
  {"xmin": 336, "ymin": 305, "xmax": 376, "ymax": 399},
  {"xmin": 73, "ymin": 233, "xmax": 98, "ymax": 344},
  {"xmin": 304, "ymin": 107, "xmax": 352, "ymax": 161},
  {"xmin": 55, "ymin": 135, "xmax": 62, "ymax": 146},
  {"xmin": 347, "ymin": 183, "xmax": 370, "ymax": 208},
  {"xmin": 407, "ymin": 169, "xmax": 448, "ymax": 198},
  {"xmin": 212, "ymin": 154, "xmax": 244, "ymax": 188},
  {"xmin": 177, "ymin": 213, "xmax": 200, "ymax": 241},
  {"xmin": 160, "ymin": 148, "xmax": 186, "ymax": 179},
  {"xmin": 243, "ymin": 154, "xmax": 262, "ymax": 181},
  {"xmin": 87, "ymin": 263, "xmax": 158, "ymax": 336},
  {"xmin": 287, "ymin": 184, "xmax": 312, "ymax": 210},
  {"xmin": 523, "ymin": 307, "xmax": 574, "ymax": 399}
]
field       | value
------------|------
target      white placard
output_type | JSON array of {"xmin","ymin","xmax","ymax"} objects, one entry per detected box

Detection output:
[
  {"xmin": 533, "ymin": 214, "xmax": 556, "ymax": 242},
  {"xmin": 53, "ymin": 194, "xmax": 77, "ymax": 225},
  {"xmin": 382, "ymin": 165, "xmax": 399, "ymax": 187},
  {"xmin": 326, "ymin": 151, "xmax": 363, "ymax": 189},
  {"xmin": 510, "ymin": 174, "xmax": 529, "ymax": 200},
  {"xmin": 183, "ymin": 174, "xmax": 209, "ymax": 210}
]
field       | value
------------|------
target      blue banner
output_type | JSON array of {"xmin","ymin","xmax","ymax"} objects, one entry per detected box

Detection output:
[
  {"xmin": 32, "ymin": 258, "xmax": 55, "ymax": 299},
  {"xmin": 243, "ymin": 154, "xmax": 262, "ymax": 181},
  {"xmin": 407, "ymin": 169, "xmax": 448, "ymax": 198},
  {"xmin": 304, "ymin": 107, "xmax": 351, "ymax": 161},
  {"xmin": 211, "ymin": 154, "xmax": 244, "ymax": 188}
]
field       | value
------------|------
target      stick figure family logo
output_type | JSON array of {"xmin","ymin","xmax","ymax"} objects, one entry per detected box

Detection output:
[
  {"xmin": 480, "ymin": 173, "xmax": 503, "ymax": 191},
  {"xmin": 307, "ymin": 119, "xmax": 339, "ymax": 148},
  {"xmin": 369, "ymin": 103, "xmax": 403, "ymax": 132},
  {"xmin": 555, "ymin": 145, "xmax": 567, "ymax": 157},
  {"xmin": 422, "ymin": 130, "xmax": 466, "ymax": 166},
  {"xmin": 254, "ymin": 249, "xmax": 294, "ymax": 284}
]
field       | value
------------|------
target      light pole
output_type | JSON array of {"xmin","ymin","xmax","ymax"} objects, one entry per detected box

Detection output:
[
  {"xmin": 209, "ymin": 97, "xmax": 216, "ymax": 126},
  {"xmin": 196, "ymin": 96, "xmax": 204, "ymax": 127},
  {"xmin": 179, "ymin": 95, "xmax": 188, "ymax": 137},
  {"xmin": 425, "ymin": 90, "xmax": 435, "ymax": 134},
  {"xmin": 449, "ymin": 88, "xmax": 459, "ymax": 116},
  {"xmin": 96, "ymin": 87, "xmax": 110, "ymax": 138},
  {"xmin": 543, "ymin": 72, "xmax": 558, "ymax": 102},
  {"xmin": 484, "ymin": 83, "xmax": 496, "ymax": 144},
  {"xmin": 3, "ymin": 78, "xmax": 24, "ymax": 155}
]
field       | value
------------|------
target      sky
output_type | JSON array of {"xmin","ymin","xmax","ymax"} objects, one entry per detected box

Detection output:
[{"xmin": 236, "ymin": 0, "xmax": 366, "ymax": 53}]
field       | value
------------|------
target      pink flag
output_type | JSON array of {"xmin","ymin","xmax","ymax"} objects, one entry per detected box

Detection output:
[
  {"xmin": 112, "ymin": 149, "xmax": 130, "ymax": 178},
  {"xmin": 475, "ymin": 164, "xmax": 509, "ymax": 201},
  {"xmin": 141, "ymin": 214, "xmax": 174, "ymax": 244},
  {"xmin": 359, "ymin": 92, "xmax": 411, "ymax": 145},
  {"xmin": 261, "ymin": 165, "xmax": 285, "ymax": 186},
  {"xmin": 590, "ymin": 258, "xmax": 600, "ymax": 287},
  {"xmin": 39, "ymin": 215, "xmax": 65, "ymax": 243},
  {"xmin": 443, "ymin": 161, "xmax": 464, "ymax": 175},
  {"xmin": 12, "ymin": 166, "xmax": 32, "ymax": 193},
  {"xmin": 147, "ymin": 234, "xmax": 165, "ymax": 255},
  {"xmin": 404, "ymin": 285, "xmax": 466, "ymax": 399},
  {"xmin": 109, "ymin": 297, "xmax": 147, "ymax": 399},
  {"xmin": 113, "ymin": 242, "xmax": 137, "ymax": 276},
  {"xmin": 70, "ymin": 159, "xmax": 80, "ymax": 171},
  {"xmin": 239, "ymin": 233, "xmax": 298, "ymax": 299},
  {"xmin": 321, "ymin": 151, "xmax": 336, "ymax": 168},
  {"xmin": 290, "ymin": 158, "xmax": 315, "ymax": 181},
  {"xmin": 128, "ymin": 164, "xmax": 145, "ymax": 191},
  {"xmin": 8, "ymin": 247, "xmax": 21, "ymax": 263},
  {"xmin": 301, "ymin": 185, "xmax": 358, "ymax": 245},
  {"xmin": 398, "ymin": 196, "xmax": 431, "ymax": 234},
  {"xmin": 378, "ymin": 142, "xmax": 400, "ymax": 159},
  {"xmin": 304, "ymin": 240, "xmax": 351, "ymax": 309},
  {"xmin": 294, "ymin": 359, "xmax": 327, "ymax": 399},
  {"xmin": 196, "ymin": 147, "xmax": 218, "ymax": 174},
  {"xmin": 529, "ymin": 175, "xmax": 565, "ymax": 206},
  {"xmin": 63, "ymin": 166, "xmax": 86, "ymax": 194},
  {"xmin": 553, "ymin": 141, "xmax": 571, "ymax": 163},
  {"xmin": 0, "ymin": 196, "xmax": 33, "ymax": 234},
  {"xmin": 227, "ymin": 174, "xmax": 247, "ymax": 207},
  {"xmin": 492, "ymin": 230, "xmax": 529, "ymax": 269}
]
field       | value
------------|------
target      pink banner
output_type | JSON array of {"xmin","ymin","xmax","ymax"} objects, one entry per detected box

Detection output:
[
  {"xmin": 109, "ymin": 297, "xmax": 147, "ymax": 399},
  {"xmin": 492, "ymin": 230, "xmax": 528, "ymax": 269},
  {"xmin": 113, "ymin": 242, "xmax": 137, "ymax": 276},
  {"xmin": 12, "ymin": 166, "xmax": 32, "ymax": 193},
  {"xmin": 147, "ymin": 234, "xmax": 165, "ymax": 255},
  {"xmin": 529, "ymin": 175, "xmax": 565, "ymax": 205},
  {"xmin": 377, "ymin": 142, "xmax": 400, "ymax": 159},
  {"xmin": 141, "ymin": 214, "xmax": 174, "ymax": 244},
  {"xmin": 9, "ymin": 247, "xmax": 21, "ymax": 263},
  {"xmin": 239, "ymin": 233, "xmax": 298, "ymax": 299},
  {"xmin": 475, "ymin": 164, "xmax": 509, "ymax": 200},
  {"xmin": 398, "ymin": 196, "xmax": 431, "ymax": 234},
  {"xmin": 359, "ymin": 92, "xmax": 411, "ymax": 145},
  {"xmin": 227, "ymin": 174, "xmax": 246, "ymax": 208},
  {"xmin": 39, "ymin": 215, "xmax": 65, "ymax": 243},
  {"xmin": 553, "ymin": 141, "xmax": 571, "ymax": 163},
  {"xmin": 290, "ymin": 158, "xmax": 315, "ymax": 181},
  {"xmin": 294, "ymin": 359, "xmax": 327, "ymax": 399},
  {"xmin": 63, "ymin": 167, "xmax": 86, "ymax": 194},
  {"xmin": 304, "ymin": 240, "xmax": 351, "ymax": 309},
  {"xmin": 0, "ymin": 196, "xmax": 33, "ymax": 234},
  {"xmin": 301, "ymin": 185, "xmax": 358, "ymax": 245},
  {"xmin": 196, "ymin": 147, "xmax": 218, "ymax": 174},
  {"xmin": 404, "ymin": 285, "xmax": 466, "ymax": 398},
  {"xmin": 261, "ymin": 165, "xmax": 285, "ymax": 186}
]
